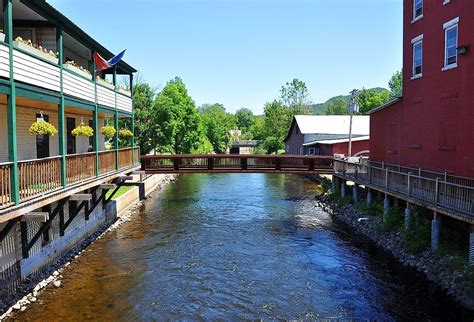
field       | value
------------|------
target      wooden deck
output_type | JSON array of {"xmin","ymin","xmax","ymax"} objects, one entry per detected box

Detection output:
[
  {"xmin": 141, "ymin": 154, "xmax": 334, "ymax": 174},
  {"xmin": 334, "ymin": 158, "xmax": 474, "ymax": 223}
]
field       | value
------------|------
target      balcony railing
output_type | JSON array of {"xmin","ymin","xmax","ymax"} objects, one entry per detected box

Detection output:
[
  {"xmin": 18, "ymin": 156, "xmax": 62, "ymax": 202},
  {"xmin": 0, "ymin": 42, "xmax": 132, "ymax": 114},
  {"xmin": 334, "ymin": 158, "xmax": 474, "ymax": 218},
  {"xmin": 0, "ymin": 147, "xmax": 140, "ymax": 209}
]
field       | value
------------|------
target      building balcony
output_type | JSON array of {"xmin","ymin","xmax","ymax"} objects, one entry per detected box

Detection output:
[
  {"xmin": 0, "ymin": 147, "xmax": 140, "ymax": 212},
  {"xmin": 0, "ymin": 39, "xmax": 132, "ymax": 114}
]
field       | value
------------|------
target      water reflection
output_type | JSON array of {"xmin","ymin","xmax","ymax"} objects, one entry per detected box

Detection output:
[{"xmin": 11, "ymin": 174, "xmax": 473, "ymax": 321}]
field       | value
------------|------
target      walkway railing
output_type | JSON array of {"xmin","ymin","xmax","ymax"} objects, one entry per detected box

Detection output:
[
  {"xmin": 334, "ymin": 158, "xmax": 474, "ymax": 218},
  {"xmin": 118, "ymin": 148, "xmax": 133, "ymax": 169},
  {"xmin": 98, "ymin": 151, "xmax": 116, "ymax": 175},
  {"xmin": 141, "ymin": 154, "xmax": 334, "ymax": 174}
]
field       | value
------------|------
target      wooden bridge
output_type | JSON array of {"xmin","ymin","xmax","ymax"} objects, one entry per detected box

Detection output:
[{"xmin": 141, "ymin": 154, "xmax": 334, "ymax": 174}]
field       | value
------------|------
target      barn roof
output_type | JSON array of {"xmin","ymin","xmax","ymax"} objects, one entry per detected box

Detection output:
[{"xmin": 302, "ymin": 135, "xmax": 370, "ymax": 146}]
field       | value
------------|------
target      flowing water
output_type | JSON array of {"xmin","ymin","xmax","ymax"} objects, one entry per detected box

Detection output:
[{"xmin": 11, "ymin": 174, "xmax": 473, "ymax": 320}]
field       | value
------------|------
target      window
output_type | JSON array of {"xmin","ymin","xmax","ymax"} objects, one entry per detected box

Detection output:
[
  {"xmin": 412, "ymin": 40, "xmax": 423, "ymax": 77},
  {"xmin": 444, "ymin": 24, "xmax": 458, "ymax": 68},
  {"xmin": 413, "ymin": 0, "xmax": 423, "ymax": 20}
]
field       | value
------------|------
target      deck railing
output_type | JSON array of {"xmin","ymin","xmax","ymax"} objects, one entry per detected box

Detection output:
[
  {"xmin": 0, "ymin": 149, "xmax": 140, "ymax": 210},
  {"xmin": 118, "ymin": 148, "xmax": 133, "ymax": 169},
  {"xmin": 18, "ymin": 156, "xmax": 62, "ymax": 202},
  {"xmin": 0, "ymin": 163, "xmax": 13, "ymax": 209},
  {"xmin": 66, "ymin": 152, "xmax": 97, "ymax": 185},
  {"xmin": 98, "ymin": 150, "xmax": 116, "ymax": 175},
  {"xmin": 334, "ymin": 159, "xmax": 474, "ymax": 217}
]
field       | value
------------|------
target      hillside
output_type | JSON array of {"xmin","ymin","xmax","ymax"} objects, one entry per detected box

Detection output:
[{"xmin": 309, "ymin": 87, "xmax": 388, "ymax": 115}]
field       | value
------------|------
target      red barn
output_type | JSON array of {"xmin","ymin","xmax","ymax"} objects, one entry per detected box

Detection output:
[{"xmin": 370, "ymin": 0, "xmax": 474, "ymax": 178}]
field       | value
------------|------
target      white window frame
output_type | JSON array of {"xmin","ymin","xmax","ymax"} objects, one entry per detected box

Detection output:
[
  {"xmin": 411, "ymin": 35, "xmax": 423, "ymax": 79},
  {"xmin": 412, "ymin": 0, "xmax": 423, "ymax": 22},
  {"xmin": 443, "ymin": 18, "xmax": 459, "ymax": 71},
  {"xmin": 308, "ymin": 148, "xmax": 315, "ymax": 155},
  {"xmin": 443, "ymin": 0, "xmax": 450, "ymax": 5}
]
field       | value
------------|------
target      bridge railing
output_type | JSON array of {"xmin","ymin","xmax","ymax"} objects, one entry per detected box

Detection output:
[{"xmin": 141, "ymin": 154, "xmax": 334, "ymax": 173}]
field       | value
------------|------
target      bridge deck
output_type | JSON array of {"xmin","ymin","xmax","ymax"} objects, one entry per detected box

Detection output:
[{"xmin": 141, "ymin": 154, "xmax": 334, "ymax": 174}]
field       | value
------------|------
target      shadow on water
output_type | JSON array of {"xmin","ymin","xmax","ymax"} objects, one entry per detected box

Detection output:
[{"xmin": 10, "ymin": 174, "xmax": 474, "ymax": 321}]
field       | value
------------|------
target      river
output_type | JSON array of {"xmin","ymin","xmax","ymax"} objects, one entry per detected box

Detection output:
[{"xmin": 11, "ymin": 174, "xmax": 473, "ymax": 320}]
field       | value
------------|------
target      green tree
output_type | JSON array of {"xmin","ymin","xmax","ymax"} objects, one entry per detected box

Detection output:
[
  {"xmin": 199, "ymin": 103, "xmax": 234, "ymax": 153},
  {"xmin": 280, "ymin": 78, "xmax": 311, "ymax": 115},
  {"xmin": 389, "ymin": 70, "xmax": 403, "ymax": 98},
  {"xmin": 262, "ymin": 100, "xmax": 292, "ymax": 154},
  {"xmin": 154, "ymin": 77, "xmax": 203, "ymax": 154},
  {"xmin": 132, "ymin": 82, "xmax": 156, "ymax": 154},
  {"xmin": 326, "ymin": 98, "xmax": 349, "ymax": 115},
  {"xmin": 356, "ymin": 88, "xmax": 391, "ymax": 114},
  {"xmin": 249, "ymin": 116, "xmax": 265, "ymax": 141},
  {"xmin": 234, "ymin": 107, "xmax": 255, "ymax": 132}
]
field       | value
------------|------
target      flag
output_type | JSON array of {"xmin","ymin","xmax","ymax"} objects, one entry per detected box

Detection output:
[{"xmin": 93, "ymin": 49, "xmax": 126, "ymax": 71}]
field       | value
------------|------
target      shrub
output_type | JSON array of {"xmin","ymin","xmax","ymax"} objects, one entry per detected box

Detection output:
[
  {"xmin": 29, "ymin": 120, "xmax": 58, "ymax": 136},
  {"xmin": 381, "ymin": 208, "xmax": 404, "ymax": 233},
  {"xmin": 100, "ymin": 125, "xmax": 116, "ymax": 138},
  {"xmin": 403, "ymin": 214, "xmax": 431, "ymax": 253},
  {"xmin": 357, "ymin": 201, "xmax": 384, "ymax": 216}
]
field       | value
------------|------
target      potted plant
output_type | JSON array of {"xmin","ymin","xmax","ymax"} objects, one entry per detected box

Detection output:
[
  {"xmin": 13, "ymin": 37, "xmax": 58, "ymax": 64},
  {"xmin": 96, "ymin": 76, "xmax": 115, "ymax": 90},
  {"xmin": 64, "ymin": 60, "xmax": 92, "ymax": 80},
  {"xmin": 100, "ymin": 125, "xmax": 116, "ymax": 138},
  {"xmin": 119, "ymin": 129, "xmax": 133, "ymax": 138},
  {"xmin": 71, "ymin": 119, "xmax": 94, "ymax": 137},
  {"xmin": 29, "ymin": 114, "xmax": 58, "ymax": 136}
]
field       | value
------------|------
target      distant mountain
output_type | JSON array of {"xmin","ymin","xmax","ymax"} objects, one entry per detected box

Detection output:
[{"xmin": 309, "ymin": 87, "xmax": 388, "ymax": 115}]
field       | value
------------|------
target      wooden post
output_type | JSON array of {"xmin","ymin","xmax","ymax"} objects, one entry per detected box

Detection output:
[
  {"xmin": 4, "ymin": 0, "xmax": 19, "ymax": 204},
  {"xmin": 435, "ymin": 177, "xmax": 439, "ymax": 205},
  {"xmin": 385, "ymin": 168, "xmax": 389, "ymax": 189},
  {"xmin": 173, "ymin": 158, "xmax": 179, "ymax": 171},
  {"xmin": 275, "ymin": 158, "xmax": 282, "ymax": 171},
  {"xmin": 208, "ymin": 157, "xmax": 214, "ymax": 170},
  {"xmin": 57, "ymin": 26, "xmax": 67, "ymax": 187},
  {"xmin": 241, "ymin": 157, "xmax": 248, "ymax": 170},
  {"xmin": 407, "ymin": 172, "xmax": 411, "ymax": 196},
  {"xmin": 308, "ymin": 159, "xmax": 315, "ymax": 172}
]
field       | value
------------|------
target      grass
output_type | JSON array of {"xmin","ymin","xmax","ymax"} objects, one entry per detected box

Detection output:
[
  {"xmin": 403, "ymin": 213, "xmax": 431, "ymax": 253},
  {"xmin": 327, "ymin": 191, "xmax": 351, "ymax": 207},
  {"xmin": 357, "ymin": 201, "xmax": 384, "ymax": 216},
  {"xmin": 438, "ymin": 229, "xmax": 468, "ymax": 271},
  {"xmin": 105, "ymin": 185, "xmax": 135, "ymax": 200}
]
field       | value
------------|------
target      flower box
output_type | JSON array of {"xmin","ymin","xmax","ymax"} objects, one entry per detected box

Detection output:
[
  {"xmin": 0, "ymin": 33, "xmax": 5, "ymax": 43},
  {"xmin": 118, "ymin": 87, "xmax": 131, "ymax": 96},
  {"xmin": 96, "ymin": 78, "xmax": 115, "ymax": 90},
  {"xmin": 13, "ymin": 40, "xmax": 58, "ymax": 65},
  {"xmin": 64, "ymin": 63, "xmax": 92, "ymax": 80}
]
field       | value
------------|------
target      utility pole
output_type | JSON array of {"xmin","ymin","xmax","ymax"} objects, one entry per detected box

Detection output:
[{"xmin": 347, "ymin": 89, "xmax": 359, "ymax": 157}]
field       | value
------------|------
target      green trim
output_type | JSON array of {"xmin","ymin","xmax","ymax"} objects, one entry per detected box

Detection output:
[
  {"xmin": 4, "ymin": 0, "xmax": 18, "ymax": 204},
  {"xmin": 15, "ymin": 83, "xmax": 61, "ymax": 104},
  {"xmin": 57, "ymin": 27, "xmax": 66, "ymax": 188},
  {"xmin": 0, "ymin": 83, "xmax": 10, "ymax": 95},
  {"xmin": 64, "ymin": 96, "xmax": 95, "ymax": 110},
  {"xmin": 130, "ymin": 74, "xmax": 135, "ymax": 164},
  {"xmin": 12, "ymin": 45, "xmax": 59, "ymax": 67},
  {"xmin": 63, "ymin": 67, "xmax": 93, "ymax": 82},
  {"xmin": 97, "ymin": 105, "xmax": 116, "ymax": 115},
  {"xmin": 93, "ymin": 59, "xmax": 99, "ymax": 177},
  {"xmin": 113, "ymin": 67, "xmax": 119, "ymax": 170},
  {"xmin": 118, "ymin": 110, "xmax": 133, "ymax": 117}
]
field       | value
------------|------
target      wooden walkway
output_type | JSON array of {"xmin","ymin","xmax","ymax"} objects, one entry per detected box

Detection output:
[{"xmin": 141, "ymin": 154, "xmax": 334, "ymax": 174}]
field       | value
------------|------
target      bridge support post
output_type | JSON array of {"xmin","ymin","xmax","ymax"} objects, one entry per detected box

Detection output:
[
  {"xmin": 404, "ymin": 203, "xmax": 412, "ymax": 231},
  {"xmin": 352, "ymin": 184, "xmax": 358, "ymax": 204},
  {"xmin": 331, "ymin": 177, "xmax": 337, "ymax": 193},
  {"xmin": 394, "ymin": 197, "xmax": 400, "ymax": 209},
  {"xmin": 469, "ymin": 225, "xmax": 474, "ymax": 266},
  {"xmin": 366, "ymin": 189, "xmax": 372, "ymax": 206},
  {"xmin": 340, "ymin": 181, "xmax": 346, "ymax": 198},
  {"xmin": 383, "ymin": 194, "xmax": 390, "ymax": 222},
  {"xmin": 431, "ymin": 212, "xmax": 440, "ymax": 252}
]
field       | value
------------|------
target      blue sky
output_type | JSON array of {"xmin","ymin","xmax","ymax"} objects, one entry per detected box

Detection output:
[{"xmin": 48, "ymin": 0, "xmax": 402, "ymax": 114}]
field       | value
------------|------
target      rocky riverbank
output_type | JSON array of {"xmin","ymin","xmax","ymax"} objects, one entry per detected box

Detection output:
[
  {"xmin": 0, "ymin": 174, "xmax": 176, "ymax": 320},
  {"xmin": 315, "ymin": 193, "xmax": 474, "ymax": 310}
]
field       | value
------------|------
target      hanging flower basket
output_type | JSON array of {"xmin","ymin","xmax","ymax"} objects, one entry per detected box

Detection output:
[
  {"xmin": 72, "ymin": 119, "xmax": 94, "ymax": 137},
  {"xmin": 100, "ymin": 125, "xmax": 116, "ymax": 138},
  {"xmin": 29, "ymin": 119, "xmax": 58, "ymax": 136},
  {"xmin": 119, "ymin": 129, "xmax": 133, "ymax": 138}
]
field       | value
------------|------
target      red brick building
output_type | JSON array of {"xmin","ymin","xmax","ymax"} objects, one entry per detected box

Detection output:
[{"xmin": 370, "ymin": 0, "xmax": 474, "ymax": 178}]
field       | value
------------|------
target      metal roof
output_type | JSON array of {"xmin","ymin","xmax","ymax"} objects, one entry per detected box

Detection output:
[
  {"xmin": 303, "ymin": 135, "xmax": 370, "ymax": 146},
  {"xmin": 20, "ymin": 0, "xmax": 137, "ymax": 74},
  {"xmin": 294, "ymin": 115, "xmax": 370, "ymax": 135}
]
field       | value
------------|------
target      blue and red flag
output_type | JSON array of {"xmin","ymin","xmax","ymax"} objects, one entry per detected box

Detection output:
[{"xmin": 93, "ymin": 49, "xmax": 126, "ymax": 71}]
